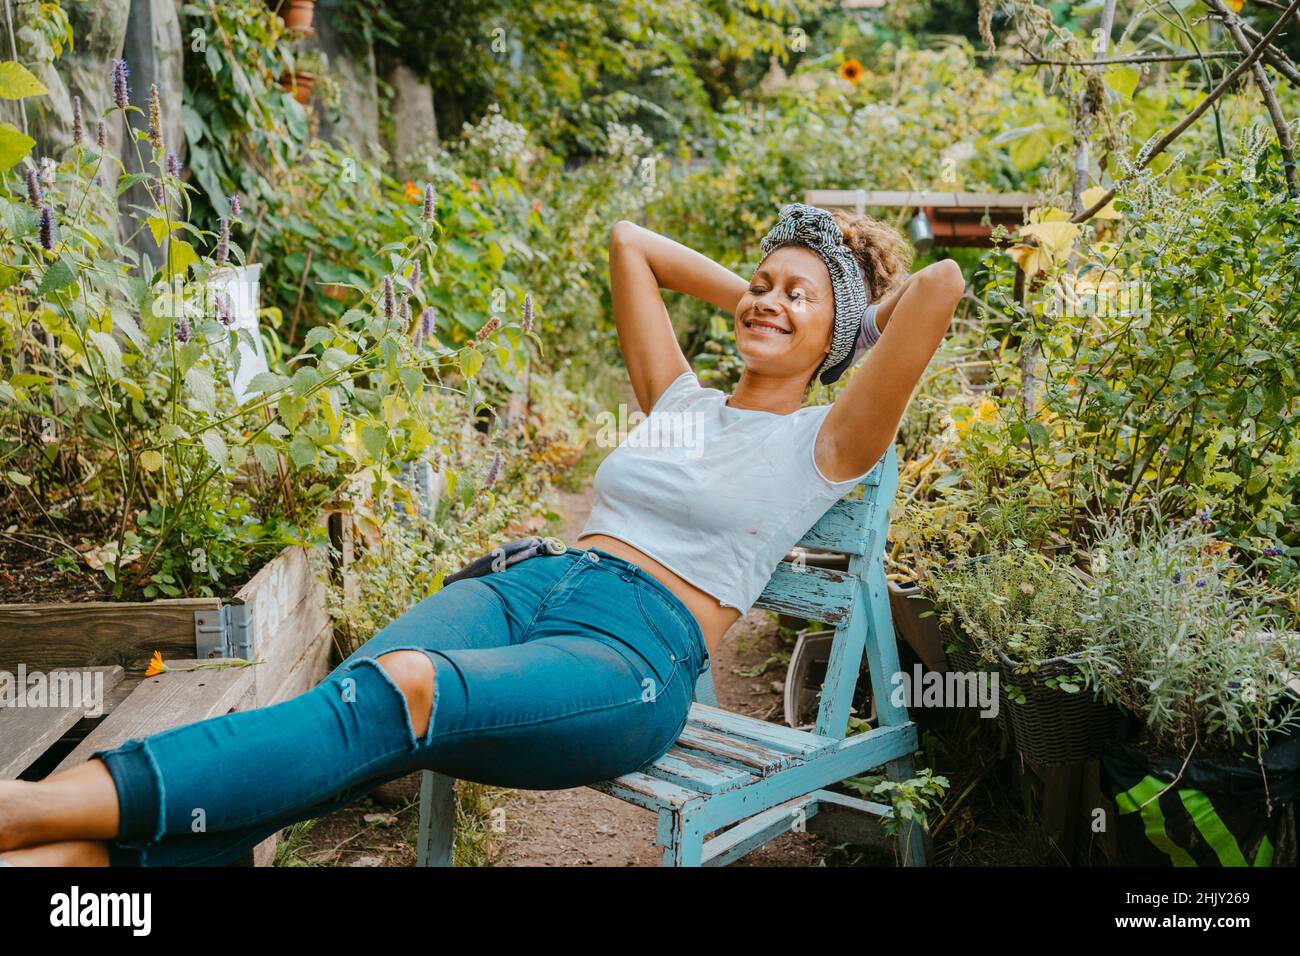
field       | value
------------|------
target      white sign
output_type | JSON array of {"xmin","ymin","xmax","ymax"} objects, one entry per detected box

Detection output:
[{"xmin": 209, "ymin": 263, "xmax": 268, "ymax": 405}]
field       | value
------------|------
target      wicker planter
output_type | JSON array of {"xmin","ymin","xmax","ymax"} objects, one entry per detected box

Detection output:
[
  {"xmin": 946, "ymin": 643, "xmax": 1012, "ymax": 746},
  {"xmin": 995, "ymin": 647, "xmax": 1128, "ymax": 767}
]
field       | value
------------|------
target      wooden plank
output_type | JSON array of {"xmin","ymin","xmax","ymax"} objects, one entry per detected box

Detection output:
[
  {"xmin": 643, "ymin": 748, "xmax": 759, "ymax": 795},
  {"xmin": 51, "ymin": 660, "xmax": 255, "ymax": 774},
  {"xmin": 0, "ymin": 598, "xmax": 218, "ymax": 674},
  {"xmin": 674, "ymin": 724, "xmax": 803, "ymax": 775},
  {"xmin": 264, "ymin": 618, "xmax": 334, "ymax": 706},
  {"xmin": 700, "ymin": 793, "xmax": 821, "ymax": 866},
  {"xmin": 797, "ymin": 497, "xmax": 874, "ymax": 555},
  {"xmin": 686, "ymin": 702, "xmax": 836, "ymax": 757},
  {"xmin": 805, "ymin": 188, "xmax": 1043, "ymax": 210},
  {"xmin": 753, "ymin": 562, "xmax": 858, "ymax": 625},
  {"xmin": 233, "ymin": 546, "xmax": 330, "ymax": 707},
  {"xmin": 588, "ymin": 771, "xmax": 708, "ymax": 812},
  {"xmin": 0, "ymin": 666, "xmax": 125, "ymax": 779}
]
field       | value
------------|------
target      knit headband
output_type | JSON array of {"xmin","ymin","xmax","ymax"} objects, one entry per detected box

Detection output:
[{"xmin": 757, "ymin": 202, "xmax": 870, "ymax": 385}]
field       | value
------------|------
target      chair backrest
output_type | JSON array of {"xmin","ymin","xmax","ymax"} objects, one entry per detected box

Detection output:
[{"xmin": 751, "ymin": 442, "xmax": 902, "ymax": 740}]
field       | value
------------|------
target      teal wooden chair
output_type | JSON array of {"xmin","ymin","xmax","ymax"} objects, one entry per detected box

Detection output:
[{"xmin": 415, "ymin": 442, "xmax": 926, "ymax": 866}]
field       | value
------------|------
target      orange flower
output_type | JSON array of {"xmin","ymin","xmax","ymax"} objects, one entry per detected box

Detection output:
[
  {"xmin": 404, "ymin": 180, "xmax": 422, "ymax": 203},
  {"xmin": 145, "ymin": 650, "xmax": 167, "ymax": 677},
  {"xmin": 1224, "ymin": 0, "xmax": 1245, "ymax": 11},
  {"xmin": 532, "ymin": 198, "xmax": 542, "ymax": 214},
  {"xmin": 838, "ymin": 59, "xmax": 863, "ymax": 84},
  {"xmin": 468, "ymin": 179, "xmax": 480, "ymax": 194}
]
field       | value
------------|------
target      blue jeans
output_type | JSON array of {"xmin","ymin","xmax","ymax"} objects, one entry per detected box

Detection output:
[{"xmin": 93, "ymin": 546, "xmax": 711, "ymax": 866}]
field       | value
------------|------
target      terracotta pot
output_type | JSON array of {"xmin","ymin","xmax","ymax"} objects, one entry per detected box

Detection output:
[
  {"xmin": 282, "ymin": 0, "xmax": 316, "ymax": 33},
  {"xmin": 279, "ymin": 70, "xmax": 317, "ymax": 105}
]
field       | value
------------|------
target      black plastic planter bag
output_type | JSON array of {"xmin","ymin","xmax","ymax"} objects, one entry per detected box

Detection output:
[{"xmin": 1101, "ymin": 732, "xmax": 1300, "ymax": 867}]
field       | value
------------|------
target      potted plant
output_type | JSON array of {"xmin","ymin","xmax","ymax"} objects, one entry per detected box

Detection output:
[
  {"xmin": 280, "ymin": 0, "xmax": 317, "ymax": 35},
  {"xmin": 1078, "ymin": 515, "xmax": 1300, "ymax": 867},
  {"xmin": 927, "ymin": 546, "xmax": 1128, "ymax": 767},
  {"xmin": 279, "ymin": 49, "xmax": 323, "ymax": 105}
]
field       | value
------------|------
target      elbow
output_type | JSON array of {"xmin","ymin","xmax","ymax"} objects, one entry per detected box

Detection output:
[{"xmin": 926, "ymin": 259, "xmax": 965, "ymax": 312}]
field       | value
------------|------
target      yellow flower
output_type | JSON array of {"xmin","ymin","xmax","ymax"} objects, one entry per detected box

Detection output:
[
  {"xmin": 145, "ymin": 650, "xmax": 167, "ymax": 677},
  {"xmin": 1008, "ymin": 220, "xmax": 1081, "ymax": 278},
  {"xmin": 838, "ymin": 59, "xmax": 863, "ymax": 84},
  {"xmin": 1224, "ymin": 0, "xmax": 1245, "ymax": 11}
]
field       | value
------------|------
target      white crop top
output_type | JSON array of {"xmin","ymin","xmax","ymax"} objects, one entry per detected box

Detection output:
[{"xmin": 579, "ymin": 369, "xmax": 872, "ymax": 613}]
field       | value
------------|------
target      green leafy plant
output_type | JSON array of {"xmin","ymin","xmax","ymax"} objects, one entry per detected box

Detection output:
[{"xmin": 1075, "ymin": 509, "xmax": 1300, "ymax": 759}]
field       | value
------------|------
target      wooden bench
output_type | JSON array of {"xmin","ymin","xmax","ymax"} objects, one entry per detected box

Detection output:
[
  {"xmin": 414, "ymin": 442, "xmax": 928, "ymax": 866},
  {"xmin": 0, "ymin": 660, "xmax": 275, "ymax": 865}
]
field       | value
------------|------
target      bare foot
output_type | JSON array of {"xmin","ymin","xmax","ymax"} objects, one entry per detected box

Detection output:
[{"xmin": 0, "ymin": 839, "xmax": 110, "ymax": 866}]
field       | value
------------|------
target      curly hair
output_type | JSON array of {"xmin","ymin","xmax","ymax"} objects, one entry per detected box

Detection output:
[{"xmin": 830, "ymin": 207, "xmax": 913, "ymax": 301}]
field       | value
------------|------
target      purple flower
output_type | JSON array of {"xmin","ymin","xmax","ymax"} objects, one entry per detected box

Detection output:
[
  {"xmin": 1172, "ymin": 571, "xmax": 1182, "ymax": 583},
  {"xmin": 38, "ymin": 205, "xmax": 55, "ymax": 251},
  {"xmin": 147, "ymin": 84, "xmax": 163, "ymax": 150},
  {"xmin": 174, "ymin": 315, "xmax": 191, "ymax": 343},
  {"xmin": 1262, "ymin": 545, "xmax": 1284, "ymax": 557},
  {"xmin": 111, "ymin": 59, "xmax": 130, "ymax": 110},
  {"xmin": 400, "ymin": 298, "xmax": 411, "ymax": 325},
  {"xmin": 382, "ymin": 276, "xmax": 396, "ymax": 321},
  {"xmin": 150, "ymin": 181, "xmax": 164, "ymax": 206},
  {"xmin": 422, "ymin": 183, "xmax": 435, "ymax": 223},
  {"xmin": 96, "ymin": 118, "xmax": 107, "ymax": 151},
  {"xmin": 414, "ymin": 307, "xmax": 436, "ymax": 347},
  {"xmin": 521, "ymin": 291, "xmax": 533, "ymax": 334},
  {"xmin": 229, "ymin": 194, "xmax": 241, "ymax": 218},
  {"xmin": 1198, "ymin": 506, "xmax": 1213, "ymax": 524},
  {"xmin": 408, "ymin": 260, "xmax": 421, "ymax": 292},
  {"xmin": 1195, "ymin": 578, "xmax": 1206, "ymax": 588},
  {"xmin": 72, "ymin": 96, "xmax": 84, "ymax": 147},
  {"xmin": 214, "ymin": 218, "xmax": 229, "ymax": 267},
  {"xmin": 485, "ymin": 449, "xmax": 502, "ymax": 488},
  {"xmin": 25, "ymin": 167, "xmax": 42, "ymax": 209},
  {"xmin": 216, "ymin": 292, "xmax": 234, "ymax": 327},
  {"xmin": 166, "ymin": 150, "xmax": 181, "ymax": 178}
]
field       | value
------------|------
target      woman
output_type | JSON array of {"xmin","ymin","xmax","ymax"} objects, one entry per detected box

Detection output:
[{"xmin": 0, "ymin": 203, "xmax": 963, "ymax": 866}]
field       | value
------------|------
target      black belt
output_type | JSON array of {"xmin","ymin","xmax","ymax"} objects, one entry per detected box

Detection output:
[{"xmin": 443, "ymin": 536, "xmax": 568, "ymax": 586}]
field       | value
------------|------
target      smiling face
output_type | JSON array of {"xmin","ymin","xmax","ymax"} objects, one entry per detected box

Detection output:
[{"xmin": 734, "ymin": 245, "xmax": 835, "ymax": 382}]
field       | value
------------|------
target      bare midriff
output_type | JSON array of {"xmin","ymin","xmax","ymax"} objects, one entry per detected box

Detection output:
[{"xmin": 574, "ymin": 533, "xmax": 739, "ymax": 659}]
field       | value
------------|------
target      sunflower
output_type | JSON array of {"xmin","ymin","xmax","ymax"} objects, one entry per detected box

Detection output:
[{"xmin": 838, "ymin": 59, "xmax": 864, "ymax": 84}]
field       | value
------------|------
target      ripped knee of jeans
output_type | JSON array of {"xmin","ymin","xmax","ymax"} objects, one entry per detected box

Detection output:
[{"xmin": 340, "ymin": 649, "xmax": 437, "ymax": 748}]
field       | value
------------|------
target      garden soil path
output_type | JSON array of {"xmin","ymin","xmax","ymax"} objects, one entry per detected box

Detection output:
[{"xmin": 293, "ymin": 429, "xmax": 836, "ymax": 867}]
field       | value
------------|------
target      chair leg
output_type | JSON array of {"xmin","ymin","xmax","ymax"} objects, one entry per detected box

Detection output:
[
  {"xmin": 660, "ymin": 810, "xmax": 705, "ymax": 866},
  {"xmin": 885, "ymin": 754, "xmax": 930, "ymax": 867},
  {"xmin": 417, "ymin": 770, "xmax": 457, "ymax": 867}
]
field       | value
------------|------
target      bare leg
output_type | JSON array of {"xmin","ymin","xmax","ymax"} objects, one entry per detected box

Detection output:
[
  {"xmin": 0, "ymin": 758, "xmax": 120, "ymax": 852},
  {"xmin": 0, "ymin": 650, "xmax": 435, "ymax": 855},
  {"xmin": 0, "ymin": 839, "xmax": 110, "ymax": 866}
]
